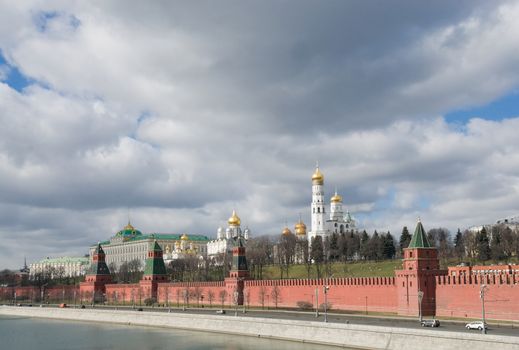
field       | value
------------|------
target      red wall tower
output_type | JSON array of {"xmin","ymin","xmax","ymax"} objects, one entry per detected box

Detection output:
[
  {"xmin": 80, "ymin": 243, "xmax": 112, "ymax": 303},
  {"xmin": 395, "ymin": 220, "xmax": 447, "ymax": 317}
]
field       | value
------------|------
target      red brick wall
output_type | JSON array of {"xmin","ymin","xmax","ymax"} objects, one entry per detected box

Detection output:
[
  {"xmin": 244, "ymin": 277, "xmax": 398, "ymax": 313},
  {"xmin": 158, "ymin": 282, "xmax": 229, "ymax": 307},
  {"xmin": 105, "ymin": 284, "xmax": 140, "ymax": 303},
  {"xmin": 436, "ymin": 274, "xmax": 519, "ymax": 321}
]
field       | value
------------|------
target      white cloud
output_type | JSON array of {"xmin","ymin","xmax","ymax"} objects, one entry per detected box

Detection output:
[{"xmin": 0, "ymin": 1, "xmax": 519, "ymax": 267}]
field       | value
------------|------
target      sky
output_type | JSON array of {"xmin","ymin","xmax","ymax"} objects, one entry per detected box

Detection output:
[{"xmin": 1, "ymin": 1, "xmax": 519, "ymax": 269}]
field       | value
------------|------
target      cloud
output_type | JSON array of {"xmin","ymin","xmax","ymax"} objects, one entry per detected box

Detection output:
[{"xmin": 0, "ymin": 1, "xmax": 519, "ymax": 268}]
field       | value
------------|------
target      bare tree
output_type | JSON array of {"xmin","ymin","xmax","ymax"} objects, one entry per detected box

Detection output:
[
  {"xmin": 278, "ymin": 233, "xmax": 297, "ymax": 279},
  {"xmin": 271, "ymin": 285, "xmax": 281, "ymax": 309},
  {"xmin": 218, "ymin": 290, "xmax": 228, "ymax": 309},
  {"xmin": 207, "ymin": 290, "xmax": 215, "ymax": 308},
  {"xmin": 258, "ymin": 286, "xmax": 267, "ymax": 309}
]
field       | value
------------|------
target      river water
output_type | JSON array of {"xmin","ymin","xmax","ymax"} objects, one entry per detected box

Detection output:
[{"xmin": 0, "ymin": 315, "xmax": 341, "ymax": 350}]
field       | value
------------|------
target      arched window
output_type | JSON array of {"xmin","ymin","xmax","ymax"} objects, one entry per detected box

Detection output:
[
  {"xmin": 317, "ymin": 207, "xmax": 320, "ymax": 213},
  {"xmin": 340, "ymin": 224, "xmax": 344, "ymax": 233}
]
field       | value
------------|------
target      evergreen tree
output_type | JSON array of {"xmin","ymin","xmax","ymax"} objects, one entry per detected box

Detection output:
[
  {"xmin": 360, "ymin": 230, "xmax": 370, "ymax": 259},
  {"xmin": 399, "ymin": 226, "xmax": 412, "ymax": 253},
  {"xmin": 490, "ymin": 228, "xmax": 506, "ymax": 262},
  {"xmin": 310, "ymin": 236, "xmax": 324, "ymax": 278},
  {"xmin": 338, "ymin": 232, "xmax": 348, "ymax": 262},
  {"xmin": 383, "ymin": 232, "xmax": 396, "ymax": 259},
  {"xmin": 454, "ymin": 229, "xmax": 464, "ymax": 260},
  {"xmin": 366, "ymin": 231, "xmax": 383, "ymax": 260},
  {"xmin": 476, "ymin": 227, "xmax": 491, "ymax": 261},
  {"xmin": 329, "ymin": 233, "xmax": 339, "ymax": 261}
]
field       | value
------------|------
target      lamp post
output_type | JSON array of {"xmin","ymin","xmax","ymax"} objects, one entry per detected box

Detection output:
[
  {"xmin": 480, "ymin": 284, "xmax": 487, "ymax": 334},
  {"xmin": 73, "ymin": 290, "xmax": 77, "ymax": 308},
  {"xmin": 234, "ymin": 290, "xmax": 239, "ymax": 317},
  {"xmin": 131, "ymin": 289, "xmax": 135, "ymax": 309},
  {"xmin": 114, "ymin": 291, "xmax": 118, "ymax": 310},
  {"xmin": 14, "ymin": 291, "xmax": 17, "ymax": 305},
  {"xmin": 417, "ymin": 290, "xmax": 424, "ymax": 323},
  {"xmin": 323, "ymin": 285, "xmax": 329, "ymax": 323},
  {"xmin": 315, "ymin": 287, "xmax": 319, "ymax": 317}
]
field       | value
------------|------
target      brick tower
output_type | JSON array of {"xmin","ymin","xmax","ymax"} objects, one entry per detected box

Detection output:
[
  {"xmin": 225, "ymin": 235, "xmax": 249, "ymax": 305},
  {"xmin": 395, "ymin": 219, "xmax": 446, "ymax": 317},
  {"xmin": 140, "ymin": 239, "xmax": 168, "ymax": 300},
  {"xmin": 80, "ymin": 243, "xmax": 112, "ymax": 303}
]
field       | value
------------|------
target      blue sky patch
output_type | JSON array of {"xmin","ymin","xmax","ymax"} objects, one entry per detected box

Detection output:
[
  {"xmin": 445, "ymin": 91, "xmax": 519, "ymax": 124},
  {"xmin": 0, "ymin": 52, "xmax": 33, "ymax": 92}
]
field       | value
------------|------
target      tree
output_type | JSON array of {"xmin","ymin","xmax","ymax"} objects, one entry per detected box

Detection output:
[
  {"xmin": 329, "ymin": 233, "xmax": 340, "ymax": 261},
  {"xmin": 399, "ymin": 226, "xmax": 412, "ymax": 254},
  {"xmin": 310, "ymin": 236, "xmax": 324, "ymax": 278},
  {"xmin": 338, "ymin": 232, "xmax": 348, "ymax": 262},
  {"xmin": 207, "ymin": 290, "xmax": 215, "ymax": 308},
  {"xmin": 476, "ymin": 228, "xmax": 491, "ymax": 261},
  {"xmin": 278, "ymin": 232, "xmax": 296, "ymax": 279},
  {"xmin": 366, "ymin": 231, "xmax": 383, "ymax": 260},
  {"xmin": 218, "ymin": 290, "xmax": 228, "ymax": 309},
  {"xmin": 258, "ymin": 286, "xmax": 267, "ymax": 309},
  {"xmin": 271, "ymin": 285, "xmax": 281, "ymax": 309},
  {"xmin": 360, "ymin": 230, "xmax": 370, "ymax": 259},
  {"xmin": 490, "ymin": 227, "xmax": 506, "ymax": 262},
  {"xmin": 453, "ymin": 229, "xmax": 464, "ymax": 261},
  {"xmin": 382, "ymin": 232, "xmax": 396, "ymax": 259}
]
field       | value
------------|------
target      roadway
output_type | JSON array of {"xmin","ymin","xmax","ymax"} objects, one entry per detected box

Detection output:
[{"xmin": 23, "ymin": 303, "xmax": 519, "ymax": 338}]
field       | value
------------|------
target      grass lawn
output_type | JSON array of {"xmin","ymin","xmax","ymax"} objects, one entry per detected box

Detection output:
[{"xmin": 262, "ymin": 260, "xmax": 403, "ymax": 280}]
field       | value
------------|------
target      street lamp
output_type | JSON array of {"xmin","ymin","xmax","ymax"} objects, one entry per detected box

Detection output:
[
  {"xmin": 323, "ymin": 286, "xmax": 330, "ymax": 323},
  {"xmin": 234, "ymin": 290, "xmax": 239, "ymax": 316},
  {"xmin": 480, "ymin": 284, "xmax": 488, "ymax": 335},
  {"xmin": 417, "ymin": 290, "xmax": 424, "ymax": 323},
  {"xmin": 73, "ymin": 290, "xmax": 77, "ymax": 308},
  {"xmin": 14, "ymin": 291, "xmax": 17, "ymax": 305},
  {"xmin": 315, "ymin": 287, "xmax": 319, "ymax": 317},
  {"xmin": 114, "ymin": 291, "xmax": 118, "ymax": 310}
]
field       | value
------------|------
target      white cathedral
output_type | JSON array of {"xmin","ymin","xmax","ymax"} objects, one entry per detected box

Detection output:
[
  {"xmin": 307, "ymin": 165, "xmax": 356, "ymax": 242},
  {"xmin": 207, "ymin": 210, "xmax": 250, "ymax": 258}
]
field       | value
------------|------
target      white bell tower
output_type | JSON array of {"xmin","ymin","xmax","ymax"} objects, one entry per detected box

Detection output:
[{"xmin": 309, "ymin": 163, "xmax": 326, "ymax": 242}]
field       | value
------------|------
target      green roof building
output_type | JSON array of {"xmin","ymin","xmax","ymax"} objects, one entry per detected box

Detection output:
[{"xmin": 89, "ymin": 222, "xmax": 210, "ymax": 271}]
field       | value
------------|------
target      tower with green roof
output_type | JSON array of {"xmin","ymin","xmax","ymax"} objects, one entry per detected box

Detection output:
[
  {"xmin": 139, "ymin": 239, "xmax": 168, "ymax": 300},
  {"xmin": 395, "ymin": 219, "xmax": 447, "ymax": 317},
  {"xmin": 80, "ymin": 243, "xmax": 112, "ymax": 303}
]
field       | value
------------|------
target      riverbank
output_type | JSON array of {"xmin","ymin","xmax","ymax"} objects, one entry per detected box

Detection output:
[{"xmin": 1, "ymin": 306, "xmax": 518, "ymax": 350}]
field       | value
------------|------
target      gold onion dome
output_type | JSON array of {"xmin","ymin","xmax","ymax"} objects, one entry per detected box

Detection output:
[
  {"xmin": 181, "ymin": 233, "xmax": 189, "ymax": 241},
  {"xmin": 228, "ymin": 210, "xmax": 241, "ymax": 226},
  {"xmin": 124, "ymin": 222, "xmax": 135, "ymax": 231},
  {"xmin": 312, "ymin": 167, "xmax": 324, "ymax": 185},
  {"xmin": 282, "ymin": 227, "xmax": 293, "ymax": 235},
  {"xmin": 331, "ymin": 192, "xmax": 343, "ymax": 203},
  {"xmin": 295, "ymin": 220, "xmax": 307, "ymax": 235}
]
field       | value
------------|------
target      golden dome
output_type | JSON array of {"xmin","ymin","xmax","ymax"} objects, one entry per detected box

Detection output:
[
  {"xmin": 295, "ymin": 220, "xmax": 307, "ymax": 235},
  {"xmin": 228, "ymin": 210, "xmax": 241, "ymax": 226},
  {"xmin": 181, "ymin": 233, "xmax": 189, "ymax": 241},
  {"xmin": 312, "ymin": 166, "xmax": 324, "ymax": 185},
  {"xmin": 282, "ymin": 227, "xmax": 293, "ymax": 236},
  {"xmin": 123, "ymin": 222, "xmax": 135, "ymax": 231},
  {"xmin": 331, "ymin": 192, "xmax": 343, "ymax": 203}
]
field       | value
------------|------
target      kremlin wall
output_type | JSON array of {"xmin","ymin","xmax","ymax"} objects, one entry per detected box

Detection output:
[
  {"xmin": 3, "ymin": 219, "xmax": 519, "ymax": 322},
  {"xmin": 2, "ymin": 167, "xmax": 519, "ymax": 322}
]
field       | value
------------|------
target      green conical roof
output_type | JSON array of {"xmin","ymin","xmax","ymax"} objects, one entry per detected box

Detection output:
[
  {"xmin": 144, "ymin": 240, "xmax": 167, "ymax": 276},
  {"xmin": 88, "ymin": 243, "xmax": 111, "ymax": 275},
  {"xmin": 407, "ymin": 220, "xmax": 431, "ymax": 248}
]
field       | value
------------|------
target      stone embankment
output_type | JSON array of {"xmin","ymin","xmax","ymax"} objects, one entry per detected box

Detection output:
[{"xmin": 1, "ymin": 306, "xmax": 518, "ymax": 350}]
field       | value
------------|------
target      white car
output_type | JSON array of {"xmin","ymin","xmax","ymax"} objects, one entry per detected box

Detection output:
[{"xmin": 465, "ymin": 321, "xmax": 488, "ymax": 330}]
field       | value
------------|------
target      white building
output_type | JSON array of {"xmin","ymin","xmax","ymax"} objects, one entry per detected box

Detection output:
[
  {"xmin": 29, "ymin": 256, "xmax": 90, "ymax": 278},
  {"xmin": 308, "ymin": 165, "xmax": 356, "ymax": 243},
  {"xmin": 207, "ymin": 210, "xmax": 250, "ymax": 258},
  {"xmin": 89, "ymin": 222, "xmax": 209, "ymax": 270}
]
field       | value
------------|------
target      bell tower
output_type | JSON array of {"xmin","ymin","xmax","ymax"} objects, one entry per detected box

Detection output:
[{"xmin": 309, "ymin": 164, "xmax": 326, "ymax": 242}]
